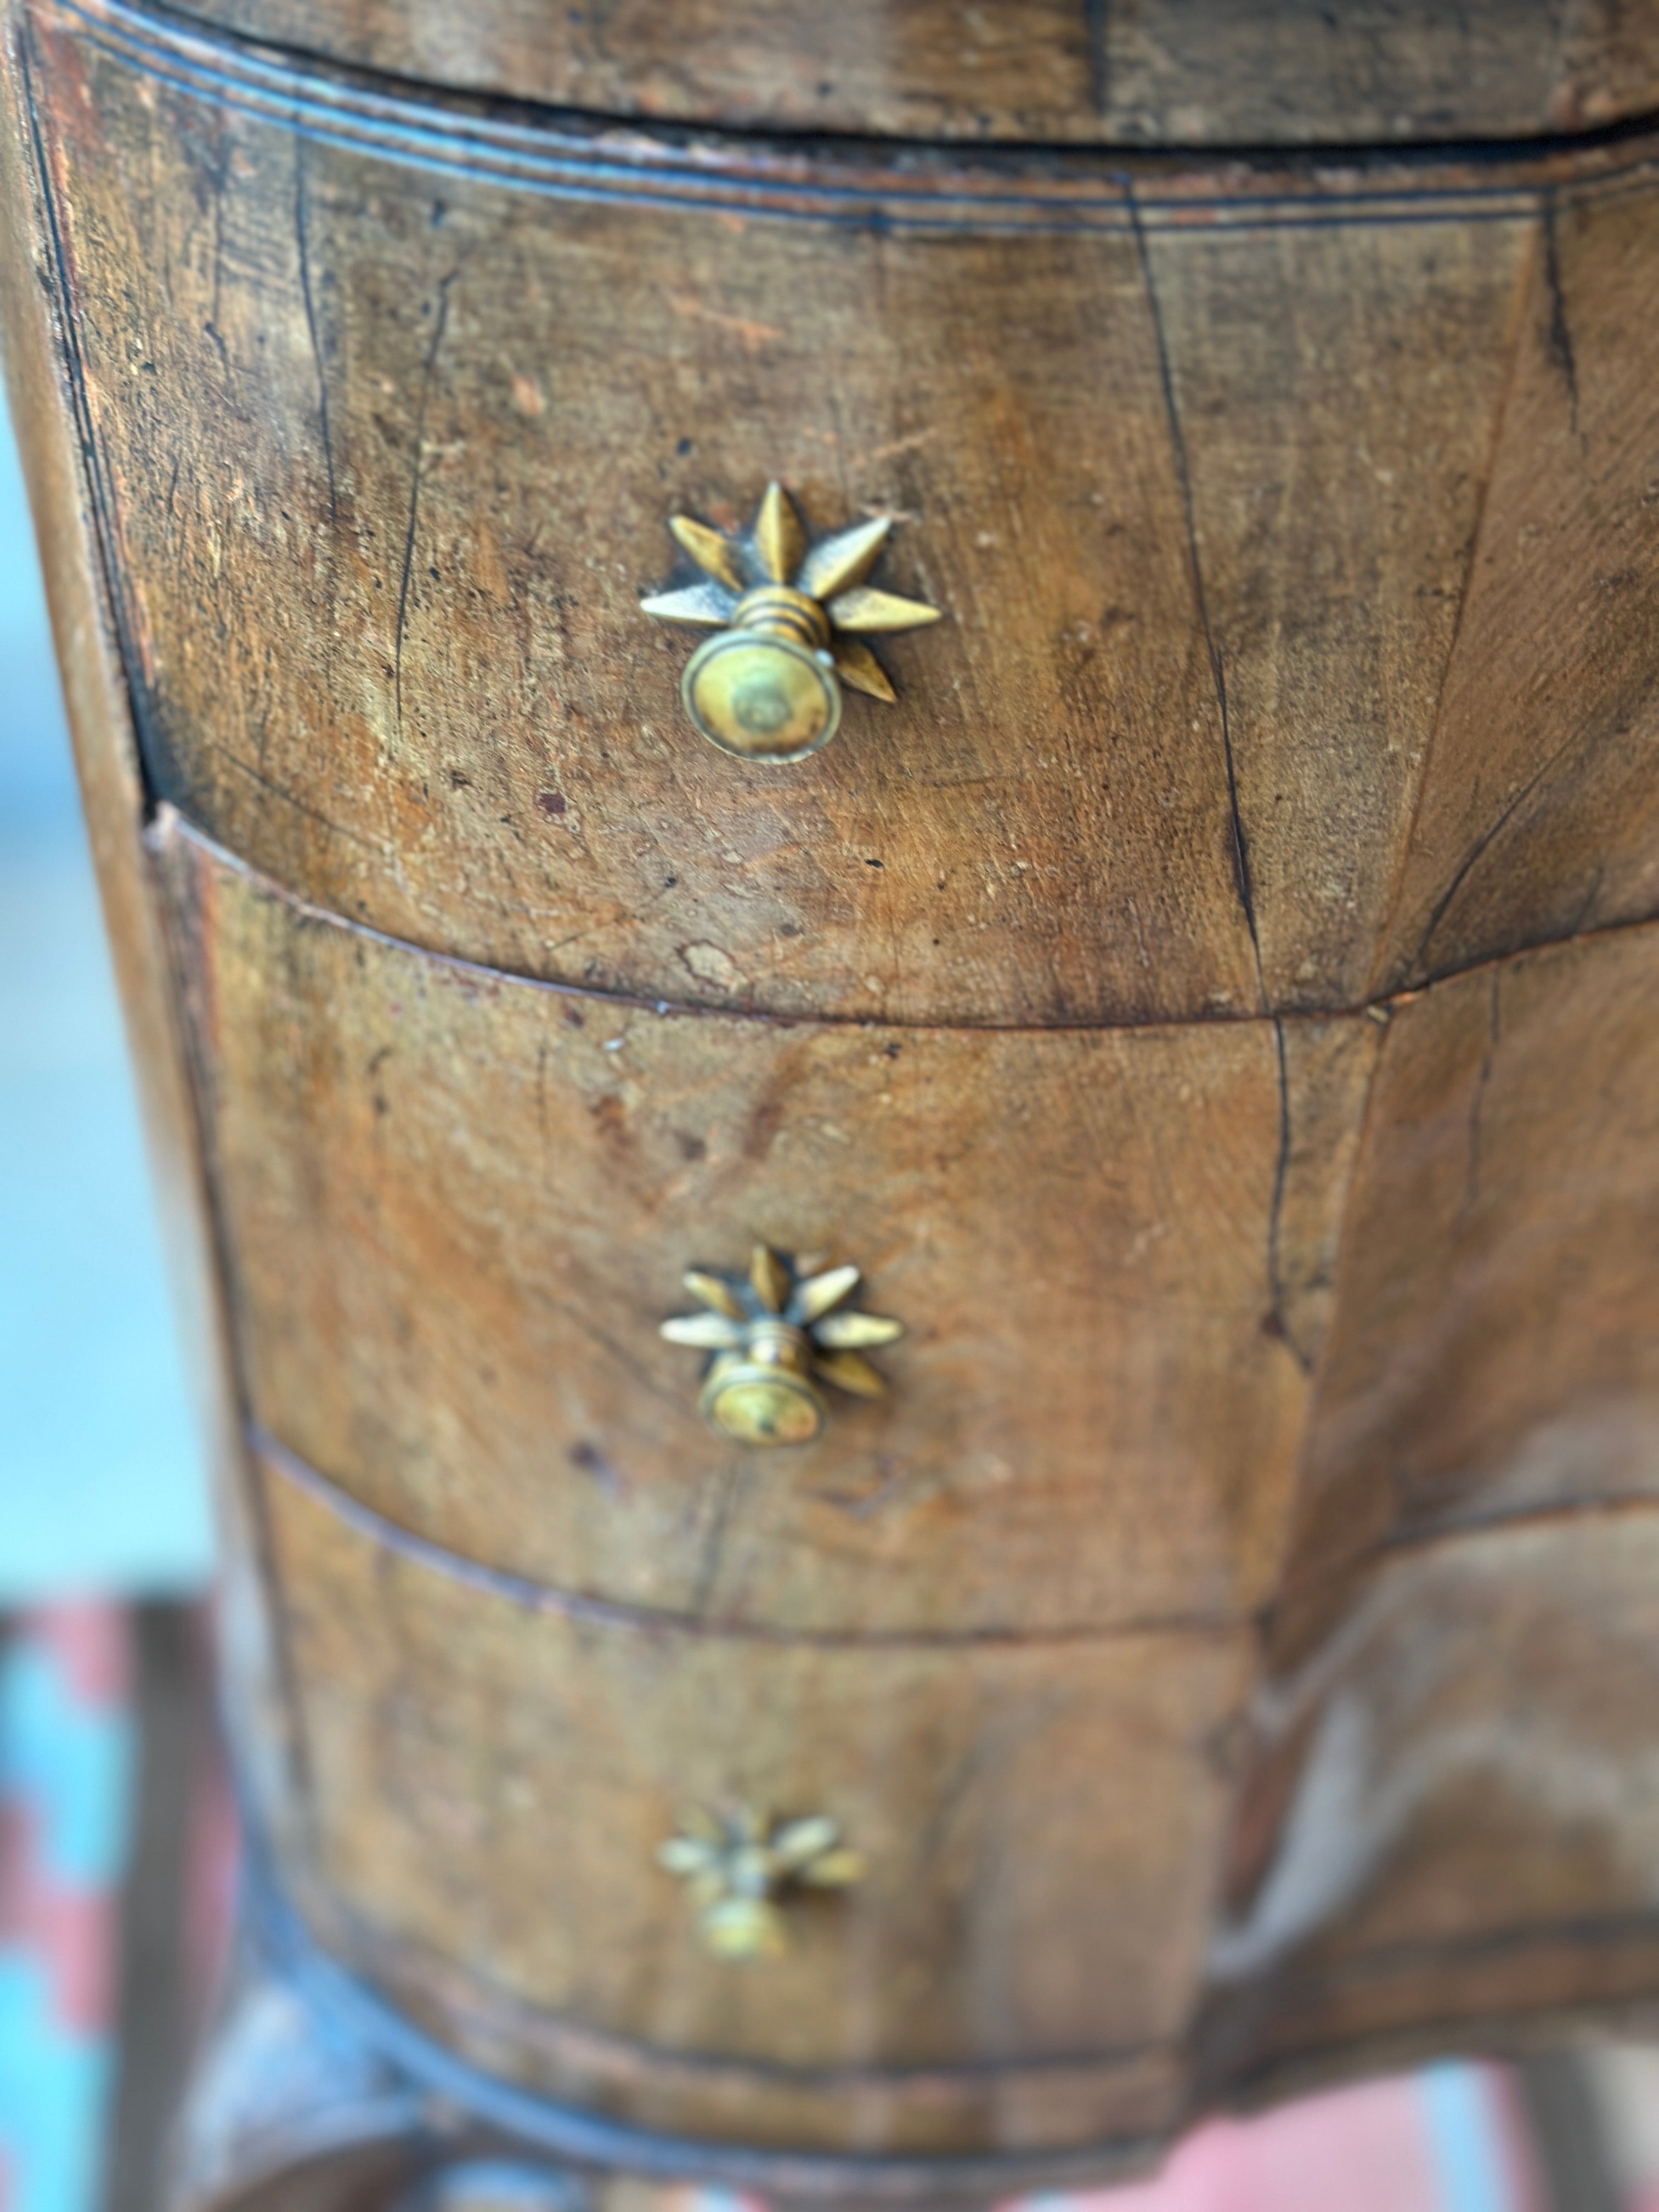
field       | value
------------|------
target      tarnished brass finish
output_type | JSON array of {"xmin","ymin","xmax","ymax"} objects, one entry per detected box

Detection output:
[
  {"xmin": 641, "ymin": 483, "xmax": 941, "ymax": 762},
  {"xmin": 682, "ymin": 631, "xmax": 842, "ymax": 763},
  {"xmin": 658, "ymin": 1806, "xmax": 865, "ymax": 1962},
  {"xmin": 660, "ymin": 1242, "xmax": 904, "ymax": 1446}
]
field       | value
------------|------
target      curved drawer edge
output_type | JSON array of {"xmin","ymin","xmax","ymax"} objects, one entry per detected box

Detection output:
[
  {"xmin": 66, "ymin": 0, "xmax": 1659, "ymax": 162},
  {"xmin": 259, "ymin": 1853, "xmax": 1186, "ymax": 2180},
  {"xmin": 43, "ymin": 0, "xmax": 1659, "ymax": 224},
  {"xmin": 252, "ymin": 1426, "xmax": 1244, "ymax": 1652}
]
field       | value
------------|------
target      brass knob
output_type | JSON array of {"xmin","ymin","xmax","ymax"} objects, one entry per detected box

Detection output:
[
  {"xmin": 658, "ymin": 1806, "xmax": 865, "ymax": 1961},
  {"xmin": 641, "ymin": 482, "xmax": 941, "ymax": 762},
  {"xmin": 660, "ymin": 1242, "xmax": 904, "ymax": 1447}
]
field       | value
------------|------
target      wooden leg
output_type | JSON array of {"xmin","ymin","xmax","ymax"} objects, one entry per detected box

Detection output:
[
  {"xmin": 166, "ymin": 1902, "xmax": 595, "ymax": 2212},
  {"xmin": 165, "ymin": 1899, "xmax": 430, "ymax": 2212}
]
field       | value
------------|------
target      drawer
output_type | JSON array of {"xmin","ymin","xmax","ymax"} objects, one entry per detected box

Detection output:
[
  {"xmin": 264, "ymin": 1461, "xmax": 1250, "ymax": 2149},
  {"xmin": 38, "ymin": 0, "xmax": 1659, "ymax": 1026},
  {"xmin": 160, "ymin": 815, "xmax": 1372, "ymax": 1637},
  {"xmin": 132, "ymin": 0, "xmax": 1659, "ymax": 147}
]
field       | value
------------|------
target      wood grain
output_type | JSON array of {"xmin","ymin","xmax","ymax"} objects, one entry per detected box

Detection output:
[
  {"xmin": 265, "ymin": 1463, "xmax": 1247, "ymax": 2146},
  {"xmin": 13, "ymin": 0, "xmax": 1659, "ymax": 2173},
  {"xmin": 1107, "ymin": 0, "xmax": 1659, "ymax": 145},
  {"xmin": 1277, "ymin": 923, "xmax": 1659, "ymax": 1630},
  {"xmin": 160, "ymin": 0, "xmax": 1659, "ymax": 146},
  {"xmin": 1374, "ymin": 176, "xmax": 1659, "ymax": 997},
  {"xmin": 1143, "ymin": 215, "xmax": 1534, "ymax": 1014},
  {"xmin": 38, "ymin": 1, "xmax": 1256, "ymax": 1027},
  {"xmin": 161, "ymin": 815, "xmax": 1333, "ymax": 1637},
  {"xmin": 27, "ymin": 0, "xmax": 1659, "ymax": 1031}
]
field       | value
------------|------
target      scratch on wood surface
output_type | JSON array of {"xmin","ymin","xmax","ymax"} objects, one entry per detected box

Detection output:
[
  {"xmin": 567, "ymin": 1437, "xmax": 625, "ymax": 1500},
  {"xmin": 912, "ymin": 1688, "xmax": 1075, "ymax": 1871},
  {"xmin": 807, "ymin": 1460, "xmax": 918, "ymax": 1521},
  {"xmin": 1373, "ymin": 217, "xmax": 1542, "ymax": 995},
  {"xmin": 206, "ymin": 739, "xmax": 382, "ymax": 851},
  {"xmin": 1463, "ymin": 969, "xmax": 1503, "ymax": 1217},
  {"xmin": 690, "ymin": 1457, "xmax": 744, "ymax": 1617},
  {"xmin": 1542, "ymin": 189, "xmax": 1581, "ymax": 437},
  {"xmin": 667, "ymin": 290, "xmax": 783, "ymax": 356},
  {"xmin": 1128, "ymin": 190, "xmax": 1265, "ymax": 1012},
  {"xmin": 1411, "ymin": 718, "xmax": 1585, "ymax": 978},
  {"xmin": 393, "ymin": 261, "xmax": 464, "ymax": 738},
  {"xmin": 1265, "ymin": 1014, "xmax": 1310, "ymax": 1374},
  {"xmin": 293, "ymin": 137, "xmax": 337, "ymax": 524},
  {"xmin": 204, "ymin": 137, "xmax": 230, "ymax": 382}
]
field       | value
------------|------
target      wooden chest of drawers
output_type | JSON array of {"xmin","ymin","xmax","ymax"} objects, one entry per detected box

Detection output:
[{"xmin": 7, "ymin": 1, "xmax": 1659, "ymax": 2201}]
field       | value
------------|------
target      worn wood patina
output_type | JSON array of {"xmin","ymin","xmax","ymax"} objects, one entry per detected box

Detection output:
[{"xmin": 5, "ymin": 0, "xmax": 1659, "ymax": 2200}]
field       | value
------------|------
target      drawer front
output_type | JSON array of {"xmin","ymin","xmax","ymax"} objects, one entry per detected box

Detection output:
[
  {"xmin": 106, "ymin": 0, "xmax": 1659, "ymax": 148},
  {"xmin": 265, "ymin": 1460, "xmax": 1249, "ymax": 2148},
  {"xmin": 161, "ymin": 816, "xmax": 1368, "ymax": 1637},
  {"xmin": 37, "ymin": 0, "xmax": 1659, "ymax": 1027}
]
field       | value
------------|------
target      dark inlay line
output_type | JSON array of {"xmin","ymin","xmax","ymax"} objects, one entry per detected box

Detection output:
[{"xmin": 54, "ymin": 0, "xmax": 1659, "ymax": 236}]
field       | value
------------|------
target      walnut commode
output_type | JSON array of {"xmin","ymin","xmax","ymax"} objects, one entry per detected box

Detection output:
[{"xmin": 7, "ymin": 0, "xmax": 1659, "ymax": 2204}]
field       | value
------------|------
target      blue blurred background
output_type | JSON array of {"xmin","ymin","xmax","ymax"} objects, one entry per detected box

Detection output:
[{"xmin": 0, "ymin": 393, "xmax": 212, "ymax": 1600}]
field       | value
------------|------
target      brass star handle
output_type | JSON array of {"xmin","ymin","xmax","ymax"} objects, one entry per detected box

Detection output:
[
  {"xmin": 641, "ymin": 482, "xmax": 941, "ymax": 761},
  {"xmin": 659, "ymin": 1806, "xmax": 865, "ymax": 1961},
  {"xmin": 661, "ymin": 1242, "xmax": 904, "ymax": 1447}
]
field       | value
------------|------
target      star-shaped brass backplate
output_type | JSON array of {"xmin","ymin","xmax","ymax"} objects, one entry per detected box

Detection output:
[
  {"xmin": 661, "ymin": 1242, "xmax": 904, "ymax": 1447},
  {"xmin": 641, "ymin": 482, "xmax": 941, "ymax": 763},
  {"xmin": 658, "ymin": 1805, "xmax": 865, "ymax": 1961}
]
